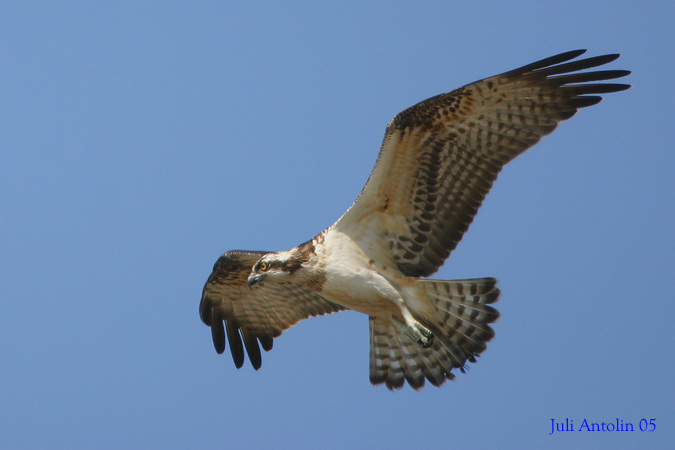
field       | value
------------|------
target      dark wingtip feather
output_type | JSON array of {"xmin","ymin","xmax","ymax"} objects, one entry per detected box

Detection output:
[
  {"xmin": 580, "ymin": 83, "xmax": 632, "ymax": 94},
  {"xmin": 576, "ymin": 53, "xmax": 621, "ymax": 68},
  {"xmin": 594, "ymin": 53, "xmax": 621, "ymax": 65},
  {"xmin": 607, "ymin": 83, "xmax": 631, "ymax": 92},
  {"xmin": 211, "ymin": 318, "xmax": 226, "ymax": 354},
  {"xmin": 259, "ymin": 336, "xmax": 274, "ymax": 352},
  {"xmin": 242, "ymin": 330, "xmax": 263, "ymax": 370},
  {"xmin": 602, "ymin": 69, "xmax": 631, "ymax": 80},
  {"xmin": 550, "ymin": 69, "xmax": 632, "ymax": 85},
  {"xmin": 509, "ymin": 49, "xmax": 587, "ymax": 74},
  {"xmin": 226, "ymin": 322, "xmax": 245, "ymax": 369},
  {"xmin": 533, "ymin": 53, "xmax": 625, "ymax": 77},
  {"xmin": 571, "ymin": 96, "xmax": 603, "ymax": 108}
]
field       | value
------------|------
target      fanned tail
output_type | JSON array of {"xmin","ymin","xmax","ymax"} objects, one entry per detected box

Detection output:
[{"xmin": 369, "ymin": 278, "xmax": 500, "ymax": 390}]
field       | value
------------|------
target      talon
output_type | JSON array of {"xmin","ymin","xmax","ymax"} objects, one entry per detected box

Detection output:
[
  {"xmin": 415, "ymin": 323, "xmax": 434, "ymax": 347},
  {"xmin": 408, "ymin": 323, "xmax": 434, "ymax": 348},
  {"xmin": 417, "ymin": 334, "xmax": 434, "ymax": 348},
  {"xmin": 396, "ymin": 308, "xmax": 435, "ymax": 348}
]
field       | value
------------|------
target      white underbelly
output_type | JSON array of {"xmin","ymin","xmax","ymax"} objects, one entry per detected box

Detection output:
[{"xmin": 319, "ymin": 228, "xmax": 403, "ymax": 317}]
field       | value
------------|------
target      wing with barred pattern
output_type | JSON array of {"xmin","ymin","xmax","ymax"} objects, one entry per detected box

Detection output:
[
  {"xmin": 335, "ymin": 50, "xmax": 630, "ymax": 277},
  {"xmin": 200, "ymin": 250, "xmax": 345, "ymax": 370}
]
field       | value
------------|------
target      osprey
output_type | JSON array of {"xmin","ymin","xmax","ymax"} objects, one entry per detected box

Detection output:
[{"xmin": 200, "ymin": 50, "xmax": 630, "ymax": 390}]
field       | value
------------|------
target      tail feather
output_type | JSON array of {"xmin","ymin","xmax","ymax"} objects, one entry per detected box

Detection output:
[
  {"xmin": 369, "ymin": 277, "xmax": 500, "ymax": 390},
  {"xmin": 420, "ymin": 278, "xmax": 500, "ymax": 355},
  {"xmin": 370, "ymin": 318, "xmax": 452, "ymax": 389}
]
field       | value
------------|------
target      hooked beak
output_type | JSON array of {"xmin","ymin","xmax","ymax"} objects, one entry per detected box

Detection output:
[{"xmin": 247, "ymin": 273, "xmax": 263, "ymax": 289}]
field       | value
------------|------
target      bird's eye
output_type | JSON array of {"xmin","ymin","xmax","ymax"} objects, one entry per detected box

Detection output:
[{"xmin": 259, "ymin": 261, "xmax": 269, "ymax": 272}]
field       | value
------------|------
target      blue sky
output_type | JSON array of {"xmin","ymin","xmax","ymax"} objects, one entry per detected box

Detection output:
[{"xmin": 1, "ymin": 1, "xmax": 673, "ymax": 449}]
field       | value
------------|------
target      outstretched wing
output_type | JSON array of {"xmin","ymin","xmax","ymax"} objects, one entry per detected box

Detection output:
[
  {"xmin": 200, "ymin": 250, "xmax": 345, "ymax": 369},
  {"xmin": 334, "ymin": 50, "xmax": 630, "ymax": 277}
]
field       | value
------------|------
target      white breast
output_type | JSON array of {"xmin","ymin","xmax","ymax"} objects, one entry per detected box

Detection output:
[{"xmin": 318, "ymin": 228, "xmax": 403, "ymax": 317}]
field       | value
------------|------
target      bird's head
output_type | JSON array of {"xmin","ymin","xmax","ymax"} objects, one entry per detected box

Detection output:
[{"xmin": 246, "ymin": 250, "xmax": 305, "ymax": 288}]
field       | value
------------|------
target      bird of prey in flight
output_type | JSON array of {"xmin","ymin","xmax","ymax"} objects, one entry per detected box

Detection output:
[{"xmin": 200, "ymin": 50, "xmax": 630, "ymax": 390}]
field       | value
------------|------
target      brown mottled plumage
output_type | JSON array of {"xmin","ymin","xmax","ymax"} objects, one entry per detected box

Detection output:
[
  {"xmin": 201, "ymin": 250, "xmax": 344, "ymax": 370},
  {"xmin": 337, "ymin": 51, "xmax": 631, "ymax": 278},
  {"xmin": 200, "ymin": 50, "xmax": 630, "ymax": 389}
]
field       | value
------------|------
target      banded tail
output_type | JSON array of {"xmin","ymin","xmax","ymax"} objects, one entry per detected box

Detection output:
[{"xmin": 369, "ymin": 278, "xmax": 500, "ymax": 390}]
